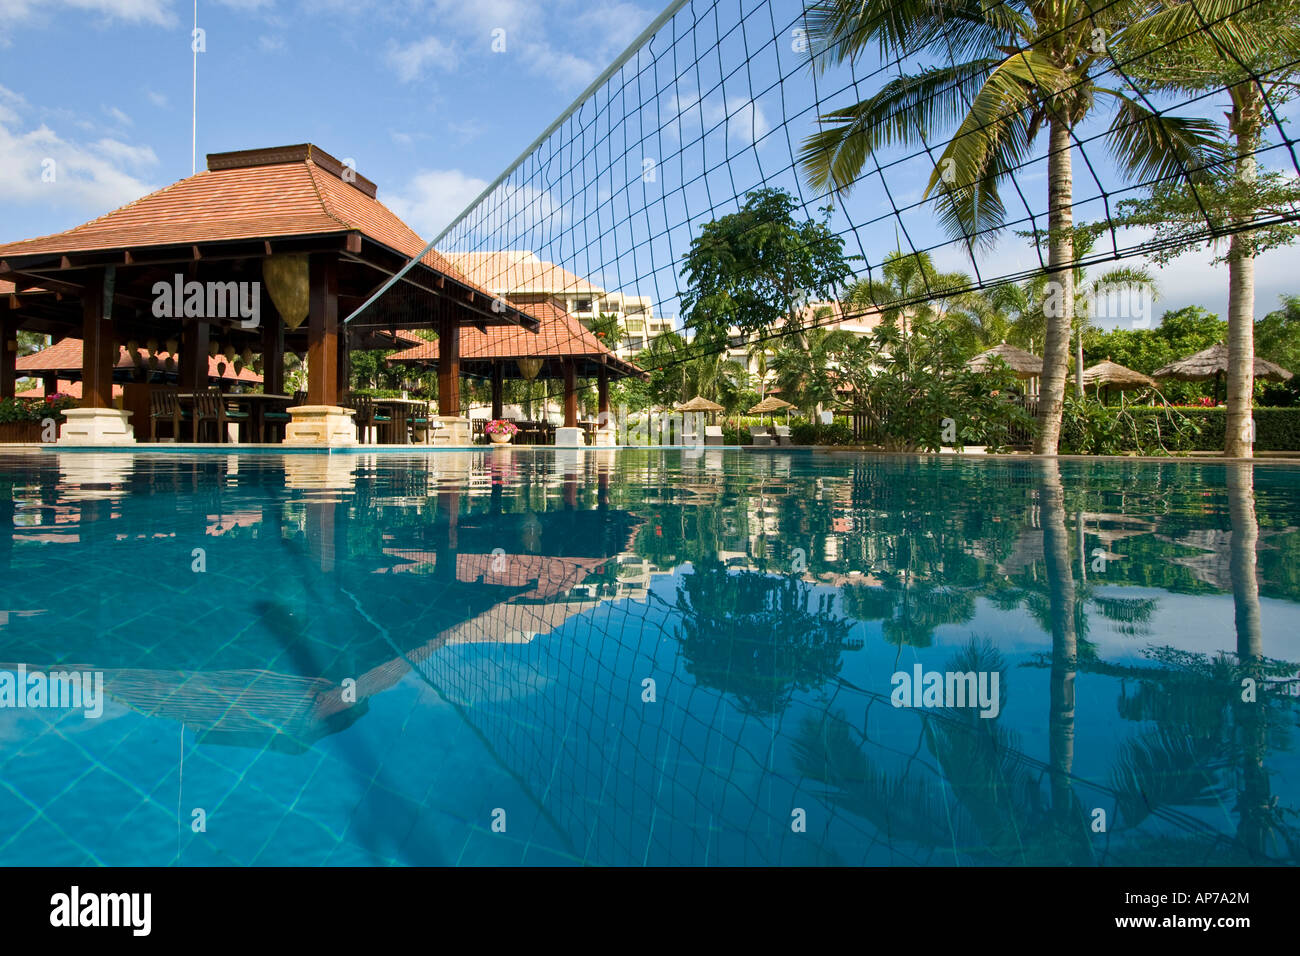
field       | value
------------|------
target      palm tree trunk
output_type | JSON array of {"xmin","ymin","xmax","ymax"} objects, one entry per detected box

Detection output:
[
  {"xmin": 1034, "ymin": 120, "xmax": 1075, "ymax": 454},
  {"xmin": 1224, "ymin": 85, "xmax": 1262, "ymax": 458}
]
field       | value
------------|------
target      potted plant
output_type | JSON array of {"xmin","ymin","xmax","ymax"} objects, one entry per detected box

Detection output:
[{"xmin": 485, "ymin": 419, "xmax": 519, "ymax": 445}]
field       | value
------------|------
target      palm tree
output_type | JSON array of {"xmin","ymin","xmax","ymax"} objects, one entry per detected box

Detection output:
[
  {"xmin": 1123, "ymin": 0, "xmax": 1300, "ymax": 456},
  {"xmin": 844, "ymin": 249, "xmax": 968, "ymax": 337},
  {"xmin": 769, "ymin": 326, "xmax": 857, "ymax": 415},
  {"xmin": 799, "ymin": 0, "xmax": 1218, "ymax": 453}
]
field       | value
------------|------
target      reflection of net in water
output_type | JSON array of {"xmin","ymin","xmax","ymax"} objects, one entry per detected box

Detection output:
[{"xmin": 387, "ymin": 569, "xmax": 1254, "ymax": 866}]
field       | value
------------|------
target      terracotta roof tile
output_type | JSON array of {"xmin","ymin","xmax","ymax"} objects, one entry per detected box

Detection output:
[
  {"xmin": 387, "ymin": 300, "xmax": 643, "ymax": 377},
  {"xmin": 0, "ymin": 145, "xmax": 478, "ymax": 292}
]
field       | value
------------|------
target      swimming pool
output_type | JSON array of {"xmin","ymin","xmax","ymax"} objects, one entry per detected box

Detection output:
[{"xmin": 0, "ymin": 447, "xmax": 1296, "ymax": 866}]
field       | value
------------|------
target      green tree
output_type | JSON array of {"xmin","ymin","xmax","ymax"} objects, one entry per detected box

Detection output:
[
  {"xmin": 680, "ymin": 187, "xmax": 853, "ymax": 343},
  {"xmin": 799, "ymin": 0, "xmax": 1219, "ymax": 454}
]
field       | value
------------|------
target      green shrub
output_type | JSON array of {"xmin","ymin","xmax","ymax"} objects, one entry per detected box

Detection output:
[
  {"xmin": 1060, "ymin": 402, "xmax": 1300, "ymax": 453},
  {"xmin": 790, "ymin": 420, "xmax": 855, "ymax": 445}
]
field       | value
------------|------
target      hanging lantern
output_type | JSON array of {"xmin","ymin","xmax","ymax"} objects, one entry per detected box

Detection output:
[
  {"xmin": 223, "ymin": 344, "xmax": 237, "ymax": 363},
  {"xmin": 148, "ymin": 355, "xmax": 159, "ymax": 370},
  {"xmin": 241, "ymin": 347, "xmax": 254, "ymax": 366},
  {"xmin": 262, "ymin": 254, "xmax": 310, "ymax": 330},
  {"xmin": 164, "ymin": 356, "xmax": 177, "ymax": 372},
  {"xmin": 233, "ymin": 359, "xmax": 244, "ymax": 375},
  {"xmin": 165, "ymin": 337, "xmax": 178, "ymax": 356},
  {"xmin": 208, "ymin": 340, "xmax": 220, "ymax": 358},
  {"xmin": 517, "ymin": 358, "xmax": 543, "ymax": 381},
  {"xmin": 146, "ymin": 338, "xmax": 158, "ymax": 355},
  {"xmin": 216, "ymin": 361, "xmax": 227, "ymax": 377},
  {"xmin": 126, "ymin": 339, "xmax": 139, "ymax": 355}
]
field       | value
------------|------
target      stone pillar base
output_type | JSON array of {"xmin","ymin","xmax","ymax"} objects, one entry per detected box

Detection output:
[
  {"xmin": 592, "ymin": 427, "xmax": 616, "ymax": 447},
  {"xmin": 555, "ymin": 426, "xmax": 586, "ymax": 447},
  {"xmin": 432, "ymin": 416, "xmax": 471, "ymax": 445},
  {"xmin": 57, "ymin": 408, "xmax": 135, "ymax": 445},
  {"xmin": 283, "ymin": 405, "xmax": 357, "ymax": 446}
]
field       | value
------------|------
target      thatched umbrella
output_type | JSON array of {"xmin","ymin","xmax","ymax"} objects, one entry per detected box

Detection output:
[
  {"xmin": 1082, "ymin": 358, "xmax": 1157, "ymax": 405},
  {"xmin": 749, "ymin": 395, "xmax": 795, "ymax": 426},
  {"xmin": 967, "ymin": 341, "xmax": 1043, "ymax": 380},
  {"xmin": 1153, "ymin": 342, "xmax": 1293, "ymax": 402},
  {"xmin": 678, "ymin": 395, "xmax": 724, "ymax": 413},
  {"xmin": 678, "ymin": 394, "xmax": 725, "ymax": 428}
]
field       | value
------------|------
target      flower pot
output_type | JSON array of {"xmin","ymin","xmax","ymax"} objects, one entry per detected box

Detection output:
[{"xmin": 489, "ymin": 431, "xmax": 512, "ymax": 445}]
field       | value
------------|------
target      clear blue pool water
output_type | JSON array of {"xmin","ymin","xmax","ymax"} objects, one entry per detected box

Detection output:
[{"xmin": 0, "ymin": 447, "xmax": 1297, "ymax": 866}]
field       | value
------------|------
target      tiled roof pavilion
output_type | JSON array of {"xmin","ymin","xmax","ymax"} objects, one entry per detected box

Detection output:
[{"xmin": 0, "ymin": 144, "xmax": 536, "ymax": 425}]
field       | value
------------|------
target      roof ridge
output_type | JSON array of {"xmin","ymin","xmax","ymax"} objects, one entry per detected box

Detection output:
[{"xmin": 304, "ymin": 161, "xmax": 352, "ymax": 233}]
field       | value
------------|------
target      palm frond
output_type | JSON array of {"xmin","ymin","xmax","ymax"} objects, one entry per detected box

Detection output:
[{"xmin": 800, "ymin": 58, "xmax": 1001, "ymax": 193}]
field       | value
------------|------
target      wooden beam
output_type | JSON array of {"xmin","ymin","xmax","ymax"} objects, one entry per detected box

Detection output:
[
  {"xmin": 307, "ymin": 254, "xmax": 340, "ymax": 406},
  {"xmin": 345, "ymin": 232, "xmax": 362, "ymax": 254},
  {"xmin": 80, "ymin": 268, "xmax": 115, "ymax": 409},
  {"xmin": 437, "ymin": 303, "xmax": 460, "ymax": 417},
  {"xmin": 563, "ymin": 359, "xmax": 578, "ymax": 428},
  {"xmin": 491, "ymin": 361, "xmax": 504, "ymax": 420},
  {"xmin": 0, "ymin": 319, "xmax": 16, "ymax": 400}
]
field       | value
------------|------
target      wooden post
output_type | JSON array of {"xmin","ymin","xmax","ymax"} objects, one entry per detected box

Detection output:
[
  {"xmin": 597, "ymin": 363, "xmax": 609, "ymax": 419},
  {"xmin": 181, "ymin": 320, "xmax": 210, "ymax": 392},
  {"xmin": 42, "ymin": 374, "xmax": 57, "ymax": 397},
  {"xmin": 307, "ymin": 254, "xmax": 339, "ymax": 405},
  {"xmin": 261, "ymin": 313, "xmax": 284, "ymax": 395},
  {"xmin": 491, "ymin": 360, "xmax": 504, "ymax": 420},
  {"xmin": 563, "ymin": 359, "xmax": 577, "ymax": 427},
  {"xmin": 438, "ymin": 305, "xmax": 460, "ymax": 417},
  {"xmin": 80, "ymin": 268, "xmax": 116, "ymax": 409},
  {"xmin": 0, "ymin": 319, "xmax": 16, "ymax": 400}
]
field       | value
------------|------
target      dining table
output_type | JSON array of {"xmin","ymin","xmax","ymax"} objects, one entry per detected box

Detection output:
[{"xmin": 178, "ymin": 392, "xmax": 293, "ymax": 443}]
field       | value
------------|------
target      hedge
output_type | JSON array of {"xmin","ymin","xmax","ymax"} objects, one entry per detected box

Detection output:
[{"xmin": 1126, "ymin": 406, "xmax": 1300, "ymax": 452}]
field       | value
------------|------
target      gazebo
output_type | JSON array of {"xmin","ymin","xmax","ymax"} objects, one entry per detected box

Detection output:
[
  {"xmin": 0, "ymin": 144, "xmax": 537, "ymax": 445},
  {"xmin": 385, "ymin": 300, "xmax": 645, "ymax": 443},
  {"xmin": 1153, "ymin": 342, "xmax": 1293, "ymax": 402}
]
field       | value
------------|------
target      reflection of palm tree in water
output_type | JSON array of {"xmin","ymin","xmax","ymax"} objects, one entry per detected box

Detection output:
[
  {"xmin": 1228, "ymin": 464, "xmax": 1281, "ymax": 859},
  {"xmin": 1038, "ymin": 460, "xmax": 1092, "ymax": 863}
]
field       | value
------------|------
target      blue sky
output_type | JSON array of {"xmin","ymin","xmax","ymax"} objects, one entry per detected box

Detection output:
[{"xmin": 1, "ymin": 0, "xmax": 1296, "ymax": 327}]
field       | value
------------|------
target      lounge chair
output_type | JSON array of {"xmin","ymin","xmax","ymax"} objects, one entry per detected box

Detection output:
[
  {"xmin": 773, "ymin": 424, "xmax": 792, "ymax": 446},
  {"xmin": 748, "ymin": 425, "xmax": 772, "ymax": 447},
  {"xmin": 704, "ymin": 424, "xmax": 724, "ymax": 446}
]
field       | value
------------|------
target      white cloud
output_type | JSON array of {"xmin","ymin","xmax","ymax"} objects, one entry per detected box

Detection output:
[
  {"xmin": 387, "ymin": 168, "xmax": 490, "ymax": 238},
  {"xmin": 103, "ymin": 105, "xmax": 133, "ymax": 127},
  {"xmin": 387, "ymin": 36, "xmax": 459, "ymax": 83},
  {"xmin": 421, "ymin": 0, "xmax": 654, "ymax": 91},
  {"xmin": 258, "ymin": 34, "xmax": 285, "ymax": 53},
  {"xmin": 1, "ymin": 0, "xmax": 174, "ymax": 24},
  {"xmin": 145, "ymin": 89, "xmax": 168, "ymax": 108},
  {"xmin": 0, "ymin": 107, "xmax": 157, "ymax": 222}
]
